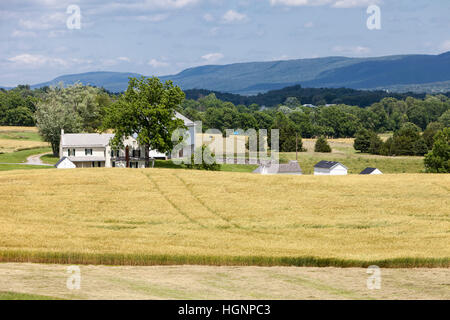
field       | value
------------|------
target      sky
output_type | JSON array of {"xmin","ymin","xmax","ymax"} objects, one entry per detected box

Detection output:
[{"xmin": 0, "ymin": 0, "xmax": 449, "ymax": 86}]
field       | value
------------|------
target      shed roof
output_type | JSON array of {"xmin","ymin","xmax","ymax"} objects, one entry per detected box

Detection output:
[
  {"xmin": 360, "ymin": 167, "xmax": 380, "ymax": 174},
  {"xmin": 253, "ymin": 161, "xmax": 302, "ymax": 174},
  {"xmin": 314, "ymin": 160, "xmax": 348, "ymax": 170}
]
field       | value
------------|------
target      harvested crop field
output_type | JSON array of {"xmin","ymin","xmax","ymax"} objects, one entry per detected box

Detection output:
[
  {"xmin": 0, "ymin": 263, "xmax": 448, "ymax": 300},
  {"xmin": 0, "ymin": 169, "xmax": 448, "ymax": 267}
]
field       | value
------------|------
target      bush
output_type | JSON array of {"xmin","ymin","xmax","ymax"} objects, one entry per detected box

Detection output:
[
  {"xmin": 423, "ymin": 122, "xmax": 444, "ymax": 149},
  {"xmin": 368, "ymin": 134, "xmax": 384, "ymax": 155},
  {"xmin": 314, "ymin": 136, "xmax": 332, "ymax": 153},
  {"xmin": 424, "ymin": 128, "xmax": 450, "ymax": 173},
  {"xmin": 382, "ymin": 122, "xmax": 428, "ymax": 156},
  {"xmin": 186, "ymin": 145, "xmax": 221, "ymax": 171},
  {"xmin": 354, "ymin": 129, "xmax": 372, "ymax": 153}
]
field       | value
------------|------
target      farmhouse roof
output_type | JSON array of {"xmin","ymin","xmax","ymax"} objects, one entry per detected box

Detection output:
[
  {"xmin": 360, "ymin": 167, "xmax": 379, "ymax": 174},
  {"xmin": 61, "ymin": 133, "xmax": 114, "ymax": 147},
  {"xmin": 253, "ymin": 160, "xmax": 302, "ymax": 174},
  {"xmin": 314, "ymin": 160, "xmax": 348, "ymax": 170},
  {"xmin": 175, "ymin": 112, "xmax": 194, "ymax": 126}
]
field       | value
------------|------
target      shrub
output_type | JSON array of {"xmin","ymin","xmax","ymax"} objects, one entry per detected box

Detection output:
[
  {"xmin": 186, "ymin": 145, "xmax": 221, "ymax": 171},
  {"xmin": 368, "ymin": 134, "xmax": 384, "ymax": 155},
  {"xmin": 424, "ymin": 128, "xmax": 450, "ymax": 173},
  {"xmin": 423, "ymin": 122, "xmax": 444, "ymax": 149},
  {"xmin": 314, "ymin": 136, "xmax": 332, "ymax": 153},
  {"xmin": 354, "ymin": 129, "xmax": 372, "ymax": 153}
]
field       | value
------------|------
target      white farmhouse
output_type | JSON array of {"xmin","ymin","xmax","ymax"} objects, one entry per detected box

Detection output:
[
  {"xmin": 360, "ymin": 167, "xmax": 383, "ymax": 175},
  {"xmin": 314, "ymin": 161, "xmax": 348, "ymax": 176},
  {"xmin": 56, "ymin": 112, "xmax": 196, "ymax": 169}
]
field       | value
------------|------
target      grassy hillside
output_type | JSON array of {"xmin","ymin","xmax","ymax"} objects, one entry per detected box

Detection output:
[{"xmin": 0, "ymin": 169, "xmax": 448, "ymax": 267}]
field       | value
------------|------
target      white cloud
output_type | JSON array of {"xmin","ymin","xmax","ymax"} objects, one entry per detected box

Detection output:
[
  {"xmin": 222, "ymin": 10, "xmax": 247, "ymax": 23},
  {"xmin": 134, "ymin": 14, "xmax": 169, "ymax": 22},
  {"xmin": 203, "ymin": 13, "xmax": 214, "ymax": 22},
  {"xmin": 11, "ymin": 30, "xmax": 37, "ymax": 38},
  {"xmin": 117, "ymin": 57, "xmax": 131, "ymax": 62},
  {"xmin": 332, "ymin": 0, "xmax": 381, "ymax": 8},
  {"xmin": 8, "ymin": 54, "xmax": 67, "ymax": 67},
  {"xmin": 148, "ymin": 58, "xmax": 169, "ymax": 68},
  {"xmin": 269, "ymin": 0, "xmax": 381, "ymax": 7},
  {"xmin": 332, "ymin": 45, "xmax": 371, "ymax": 55},
  {"xmin": 19, "ymin": 12, "xmax": 66, "ymax": 30},
  {"xmin": 440, "ymin": 40, "xmax": 450, "ymax": 52},
  {"xmin": 201, "ymin": 52, "xmax": 224, "ymax": 63},
  {"xmin": 304, "ymin": 21, "xmax": 314, "ymax": 28}
]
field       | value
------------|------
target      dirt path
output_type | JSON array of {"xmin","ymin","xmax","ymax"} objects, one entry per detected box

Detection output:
[
  {"xmin": 0, "ymin": 263, "xmax": 448, "ymax": 300},
  {"xmin": 0, "ymin": 153, "xmax": 52, "ymax": 166},
  {"xmin": 25, "ymin": 153, "xmax": 52, "ymax": 166}
]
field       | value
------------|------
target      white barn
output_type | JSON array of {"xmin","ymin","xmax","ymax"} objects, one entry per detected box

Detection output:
[
  {"xmin": 314, "ymin": 161, "xmax": 348, "ymax": 176},
  {"xmin": 360, "ymin": 167, "xmax": 383, "ymax": 175}
]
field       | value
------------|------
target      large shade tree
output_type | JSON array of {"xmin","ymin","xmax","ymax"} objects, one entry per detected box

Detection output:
[
  {"xmin": 102, "ymin": 77, "xmax": 185, "ymax": 168},
  {"xmin": 35, "ymin": 83, "xmax": 107, "ymax": 156}
]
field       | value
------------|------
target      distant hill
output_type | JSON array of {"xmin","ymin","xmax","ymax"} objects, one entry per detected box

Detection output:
[
  {"xmin": 12, "ymin": 52, "xmax": 450, "ymax": 94},
  {"xmin": 161, "ymin": 52, "xmax": 450, "ymax": 94},
  {"xmin": 30, "ymin": 71, "xmax": 143, "ymax": 93}
]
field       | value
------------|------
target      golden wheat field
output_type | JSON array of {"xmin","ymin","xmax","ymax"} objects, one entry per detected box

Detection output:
[{"xmin": 0, "ymin": 168, "xmax": 449, "ymax": 267}]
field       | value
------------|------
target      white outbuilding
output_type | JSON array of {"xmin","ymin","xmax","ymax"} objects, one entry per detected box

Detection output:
[
  {"xmin": 55, "ymin": 157, "xmax": 76, "ymax": 169},
  {"xmin": 253, "ymin": 160, "xmax": 303, "ymax": 175},
  {"xmin": 360, "ymin": 167, "xmax": 383, "ymax": 175},
  {"xmin": 314, "ymin": 161, "xmax": 348, "ymax": 176}
]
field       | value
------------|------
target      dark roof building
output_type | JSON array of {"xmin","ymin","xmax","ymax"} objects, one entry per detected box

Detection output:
[
  {"xmin": 313, "ymin": 161, "xmax": 348, "ymax": 175},
  {"xmin": 253, "ymin": 160, "xmax": 302, "ymax": 175},
  {"xmin": 360, "ymin": 167, "xmax": 383, "ymax": 175}
]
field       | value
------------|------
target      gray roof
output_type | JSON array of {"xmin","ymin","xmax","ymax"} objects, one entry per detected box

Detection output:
[
  {"xmin": 314, "ymin": 160, "xmax": 348, "ymax": 170},
  {"xmin": 61, "ymin": 133, "xmax": 114, "ymax": 147},
  {"xmin": 253, "ymin": 161, "xmax": 302, "ymax": 174},
  {"xmin": 175, "ymin": 112, "xmax": 194, "ymax": 126},
  {"xmin": 360, "ymin": 167, "xmax": 379, "ymax": 174},
  {"xmin": 55, "ymin": 156, "xmax": 69, "ymax": 167},
  {"xmin": 68, "ymin": 156, "xmax": 106, "ymax": 162}
]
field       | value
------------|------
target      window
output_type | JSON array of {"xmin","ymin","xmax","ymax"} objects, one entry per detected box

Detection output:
[
  {"xmin": 85, "ymin": 149, "xmax": 93, "ymax": 156},
  {"xmin": 112, "ymin": 161, "xmax": 116, "ymax": 168},
  {"xmin": 68, "ymin": 149, "xmax": 75, "ymax": 156}
]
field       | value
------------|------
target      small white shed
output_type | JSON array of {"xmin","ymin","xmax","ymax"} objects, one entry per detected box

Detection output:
[
  {"xmin": 314, "ymin": 161, "xmax": 348, "ymax": 176},
  {"xmin": 360, "ymin": 167, "xmax": 383, "ymax": 175},
  {"xmin": 55, "ymin": 157, "xmax": 76, "ymax": 169}
]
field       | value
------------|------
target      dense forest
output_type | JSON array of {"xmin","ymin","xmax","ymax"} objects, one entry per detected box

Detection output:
[
  {"xmin": 1, "ymin": 83, "xmax": 449, "ymax": 147},
  {"xmin": 184, "ymin": 85, "xmax": 450, "ymax": 108}
]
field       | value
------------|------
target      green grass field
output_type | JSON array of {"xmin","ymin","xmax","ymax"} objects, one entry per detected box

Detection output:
[{"xmin": 0, "ymin": 291, "xmax": 61, "ymax": 300}]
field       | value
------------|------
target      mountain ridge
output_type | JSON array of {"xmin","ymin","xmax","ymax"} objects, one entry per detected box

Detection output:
[{"xmin": 8, "ymin": 52, "xmax": 450, "ymax": 94}]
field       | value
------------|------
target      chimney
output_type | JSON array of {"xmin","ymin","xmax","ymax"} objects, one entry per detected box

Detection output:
[{"xmin": 61, "ymin": 129, "xmax": 64, "ymax": 135}]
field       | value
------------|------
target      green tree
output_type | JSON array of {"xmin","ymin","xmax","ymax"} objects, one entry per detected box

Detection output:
[
  {"xmin": 368, "ymin": 134, "xmax": 384, "ymax": 155},
  {"xmin": 314, "ymin": 136, "xmax": 331, "ymax": 153},
  {"xmin": 424, "ymin": 128, "xmax": 450, "ymax": 173},
  {"xmin": 423, "ymin": 122, "xmax": 444, "ymax": 149},
  {"xmin": 439, "ymin": 109, "xmax": 450, "ymax": 127},
  {"xmin": 102, "ymin": 77, "xmax": 185, "ymax": 168},
  {"xmin": 4, "ymin": 106, "xmax": 34, "ymax": 126},
  {"xmin": 186, "ymin": 144, "xmax": 221, "ymax": 171},
  {"xmin": 271, "ymin": 112, "xmax": 302, "ymax": 152},
  {"xmin": 354, "ymin": 129, "xmax": 373, "ymax": 153},
  {"xmin": 35, "ymin": 84, "xmax": 108, "ymax": 156}
]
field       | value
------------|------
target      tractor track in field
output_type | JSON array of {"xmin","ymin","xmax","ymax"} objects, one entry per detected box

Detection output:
[
  {"xmin": 172, "ymin": 173, "xmax": 242, "ymax": 229},
  {"xmin": 143, "ymin": 172, "xmax": 207, "ymax": 228}
]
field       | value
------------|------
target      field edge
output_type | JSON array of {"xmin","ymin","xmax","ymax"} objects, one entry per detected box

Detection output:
[{"xmin": 0, "ymin": 250, "xmax": 448, "ymax": 268}]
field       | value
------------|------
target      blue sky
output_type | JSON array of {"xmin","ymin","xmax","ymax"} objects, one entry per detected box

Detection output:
[{"xmin": 1, "ymin": 0, "xmax": 449, "ymax": 86}]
